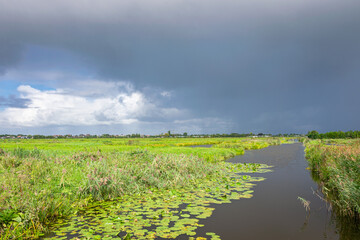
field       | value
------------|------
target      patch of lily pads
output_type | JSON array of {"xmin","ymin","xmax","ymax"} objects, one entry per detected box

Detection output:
[{"xmin": 44, "ymin": 163, "xmax": 271, "ymax": 239}]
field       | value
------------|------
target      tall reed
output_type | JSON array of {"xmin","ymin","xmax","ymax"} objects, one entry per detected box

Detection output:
[
  {"xmin": 305, "ymin": 140, "xmax": 360, "ymax": 218},
  {"xmin": 0, "ymin": 149, "xmax": 223, "ymax": 239}
]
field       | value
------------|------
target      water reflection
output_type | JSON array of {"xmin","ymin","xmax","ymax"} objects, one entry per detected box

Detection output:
[{"xmin": 309, "ymin": 170, "xmax": 360, "ymax": 240}]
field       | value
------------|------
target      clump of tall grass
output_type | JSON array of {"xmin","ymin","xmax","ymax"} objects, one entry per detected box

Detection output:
[
  {"xmin": 12, "ymin": 147, "xmax": 42, "ymax": 159},
  {"xmin": 174, "ymin": 140, "xmax": 220, "ymax": 147},
  {"xmin": 213, "ymin": 140, "xmax": 270, "ymax": 151},
  {"xmin": 305, "ymin": 141, "xmax": 360, "ymax": 218},
  {"xmin": 0, "ymin": 149, "xmax": 222, "ymax": 239},
  {"xmin": 81, "ymin": 150, "xmax": 220, "ymax": 200}
]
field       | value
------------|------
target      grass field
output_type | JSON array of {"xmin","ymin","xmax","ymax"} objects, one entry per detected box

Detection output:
[
  {"xmin": 0, "ymin": 137, "xmax": 291, "ymax": 239},
  {"xmin": 0, "ymin": 137, "xmax": 287, "ymax": 162}
]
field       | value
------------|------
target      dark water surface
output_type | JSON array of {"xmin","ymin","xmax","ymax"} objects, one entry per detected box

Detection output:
[
  {"xmin": 187, "ymin": 144, "xmax": 213, "ymax": 148},
  {"xmin": 195, "ymin": 143, "xmax": 359, "ymax": 240}
]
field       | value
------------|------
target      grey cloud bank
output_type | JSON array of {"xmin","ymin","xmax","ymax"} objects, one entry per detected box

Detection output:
[
  {"xmin": 0, "ymin": 0, "xmax": 359, "ymax": 134},
  {"xmin": 0, "ymin": 95, "xmax": 30, "ymax": 108}
]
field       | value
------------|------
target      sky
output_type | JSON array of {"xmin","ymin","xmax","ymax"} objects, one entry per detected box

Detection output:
[{"xmin": 0, "ymin": 0, "xmax": 359, "ymax": 135}]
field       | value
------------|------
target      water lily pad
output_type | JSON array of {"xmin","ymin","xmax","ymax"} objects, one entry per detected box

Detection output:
[{"xmin": 45, "ymin": 162, "xmax": 271, "ymax": 239}]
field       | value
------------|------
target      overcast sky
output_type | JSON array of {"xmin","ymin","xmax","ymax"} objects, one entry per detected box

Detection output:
[{"xmin": 0, "ymin": 0, "xmax": 359, "ymax": 135}]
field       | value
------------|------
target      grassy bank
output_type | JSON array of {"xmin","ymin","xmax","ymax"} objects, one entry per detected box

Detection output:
[
  {"xmin": 304, "ymin": 139, "xmax": 360, "ymax": 218},
  {"xmin": 0, "ymin": 137, "xmax": 288, "ymax": 239},
  {"xmin": 0, "ymin": 150, "xmax": 225, "ymax": 239}
]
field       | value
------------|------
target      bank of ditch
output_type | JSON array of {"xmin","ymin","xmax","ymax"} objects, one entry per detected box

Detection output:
[{"xmin": 304, "ymin": 139, "xmax": 360, "ymax": 219}]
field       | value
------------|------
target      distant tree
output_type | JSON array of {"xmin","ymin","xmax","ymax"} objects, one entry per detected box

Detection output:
[
  {"xmin": 307, "ymin": 130, "xmax": 319, "ymax": 139},
  {"xmin": 183, "ymin": 132, "xmax": 188, "ymax": 137},
  {"xmin": 33, "ymin": 135, "xmax": 45, "ymax": 139}
]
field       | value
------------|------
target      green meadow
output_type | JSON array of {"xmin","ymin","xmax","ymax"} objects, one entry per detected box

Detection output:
[
  {"xmin": 0, "ymin": 137, "xmax": 284, "ymax": 161},
  {"xmin": 0, "ymin": 137, "xmax": 290, "ymax": 239}
]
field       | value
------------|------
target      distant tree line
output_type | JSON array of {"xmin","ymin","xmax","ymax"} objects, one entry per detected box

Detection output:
[
  {"xmin": 1, "ymin": 132, "xmax": 302, "ymax": 139},
  {"xmin": 307, "ymin": 130, "xmax": 360, "ymax": 139}
]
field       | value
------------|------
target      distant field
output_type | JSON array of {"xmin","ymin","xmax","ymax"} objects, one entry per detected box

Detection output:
[{"xmin": 0, "ymin": 137, "xmax": 291, "ymax": 162}]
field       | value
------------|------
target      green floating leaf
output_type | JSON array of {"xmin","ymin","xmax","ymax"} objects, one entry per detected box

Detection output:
[{"xmin": 45, "ymin": 162, "xmax": 271, "ymax": 240}]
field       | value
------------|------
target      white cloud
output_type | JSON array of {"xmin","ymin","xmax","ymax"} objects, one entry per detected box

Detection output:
[
  {"xmin": 0, "ymin": 84, "xmax": 185, "ymax": 127},
  {"xmin": 0, "ymin": 66, "xmax": 234, "ymax": 133},
  {"xmin": 1, "ymin": 69, "xmax": 135, "ymax": 98},
  {"xmin": 160, "ymin": 91, "xmax": 172, "ymax": 98}
]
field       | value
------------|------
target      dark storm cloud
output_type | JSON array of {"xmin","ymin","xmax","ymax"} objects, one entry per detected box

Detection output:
[
  {"xmin": 0, "ymin": 39, "xmax": 23, "ymax": 74},
  {"xmin": 0, "ymin": 95, "xmax": 30, "ymax": 108},
  {"xmin": 0, "ymin": 0, "xmax": 359, "ymax": 133}
]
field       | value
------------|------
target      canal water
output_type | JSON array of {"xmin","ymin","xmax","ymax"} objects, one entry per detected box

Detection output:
[{"xmin": 196, "ymin": 143, "xmax": 359, "ymax": 240}]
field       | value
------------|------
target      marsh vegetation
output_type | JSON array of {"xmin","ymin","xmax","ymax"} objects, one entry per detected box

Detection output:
[
  {"xmin": 0, "ymin": 137, "xmax": 286, "ymax": 239},
  {"xmin": 2, "ymin": 136, "xmax": 358, "ymax": 239},
  {"xmin": 304, "ymin": 139, "xmax": 360, "ymax": 219}
]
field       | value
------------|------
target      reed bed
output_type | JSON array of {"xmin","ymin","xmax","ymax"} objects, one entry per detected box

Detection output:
[
  {"xmin": 0, "ymin": 149, "xmax": 223, "ymax": 239},
  {"xmin": 305, "ymin": 140, "xmax": 360, "ymax": 218}
]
